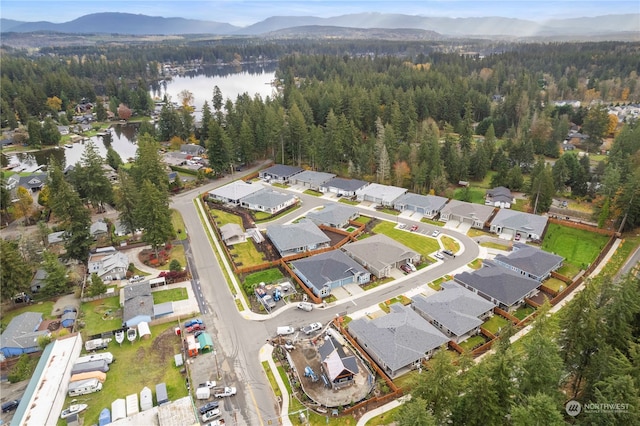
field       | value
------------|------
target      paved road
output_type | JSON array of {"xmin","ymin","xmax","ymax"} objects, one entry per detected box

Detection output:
[{"xmin": 170, "ymin": 167, "xmax": 479, "ymax": 426}]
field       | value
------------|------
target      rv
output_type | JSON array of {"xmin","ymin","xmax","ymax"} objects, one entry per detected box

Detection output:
[
  {"xmin": 70, "ymin": 371, "xmax": 107, "ymax": 383},
  {"xmin": 85, "ymin": 338, "xmax": 110, "ymax": 352},
  {"xmin": 76, "ymin": 352, "xmax": 114, "ymax": 365},
  {"xmin": 71, "ymin": 359, "xmax": 110, "ymax": 375},
  {"xmin": 68, "ymin": 378, "xmax": 103, "ymax": 397}
]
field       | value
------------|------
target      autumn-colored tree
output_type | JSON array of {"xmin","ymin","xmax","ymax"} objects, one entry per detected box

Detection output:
[
  {"xmin": 14, "ymin": 186, "xmax": 34, "ymax": 223},
  {"xmin": 178, "ymin": 90, "xmax": 194, "ymax": 113},
  {"xmin": 169, "ymin": 136, "xmax": 184, "ymax": 151},
  {"xmin": 607, "ymin": 114, "xmax": 618, "ymax": 136},
  {"xmin": 620, "ymin": 87, "xmax": 630, "ymax": 102},
  {"xmin": 46, "ymin": 96, "xmax": 62, "ymax": 112},
  {"xmin": 117, "ymin": 103, "xmax": 132, "ymax": 121},
  {"xmin": 393, "ymin": 161, "xmax": 411, "ymax": 187}
]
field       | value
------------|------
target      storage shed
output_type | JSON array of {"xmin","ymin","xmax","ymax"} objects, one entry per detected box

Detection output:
[
  {"xmin": 138, "ymin": 321, "xmax": 151, "ymax": 339},
  {"xmin": 126, "ymin": 393, "xmax": 139, "ymax": 416},
  {"xmin": 61, "ymin": 311, "xmax": 76, "ymax": 328},
  {"xmin": 140, "ymin": 386, "xmax": 153, "ymax": 411},
  {"xmin": 111, "ymin": 399, "xmax": 126, "ymax": 422}
]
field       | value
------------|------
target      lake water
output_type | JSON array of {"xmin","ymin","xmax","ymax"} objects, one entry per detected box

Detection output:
[{"xmin": 4, "ymin": 65, "xmax": 277, "ymax": 170}]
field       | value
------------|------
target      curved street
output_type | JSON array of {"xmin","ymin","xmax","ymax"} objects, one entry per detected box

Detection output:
[{"xmin": 170, "ymin": 165, "xmax": 480, "ymax": 425}]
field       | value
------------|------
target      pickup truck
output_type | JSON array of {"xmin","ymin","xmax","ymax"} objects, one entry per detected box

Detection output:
[
  {"xmin": 199, "ymin": 380, "xmax": 217, "ymax": 389},
  {"xmin": 214, "ymin": 386, "xmax": 237, "ymax": 398},
  {"xmin": 302, "ymin": 322, "xmax": 322, "ymax": 335}
]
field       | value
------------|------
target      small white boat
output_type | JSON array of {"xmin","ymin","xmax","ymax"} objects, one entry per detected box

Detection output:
[
  {"xmin": 115, "ymin": 329, "xmax": 125, "ymax": 345},
  {"xmin": 60, "ymin": 403, "xmax": 88, "ymax": 419},
  {"xmin": 127, "ymin": 328, "xmax": 137, "ymax": 342}
]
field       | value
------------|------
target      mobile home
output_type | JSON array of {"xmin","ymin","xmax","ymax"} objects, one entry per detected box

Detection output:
[{"xmin": 68, "ymin": 378, "xmax": 103, "ymax": 396}]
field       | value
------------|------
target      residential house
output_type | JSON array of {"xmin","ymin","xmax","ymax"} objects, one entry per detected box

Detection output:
[
  {"xmin": 102, "ymin": 164, "xmax": 119, "ymax": 183},
  {"xmin": 348, "ymin": 303, "xmax": 449, "ymax": 378},
  {"xmin": 306, "ymin": 204, "xmax": 359, "ymax": 228},
  {"xmin": 493, "ymin": 243, "xmax": 564, "ymax": 282},
  {"xmin": 342, "ymin": 234, "xmax": 420, "ymax": 278},
  {"xmin": 0, "ymin": 312, "xmax": 50, "ymax": 358},
  {"xmin": 562, "ymin": 142, "xmax": 576, "ymax": 151},
  {"xmin": 31, "ymin": 269, "xmax": 47, "ymax": 293},
  {"xmin": 485, "ymin": 186, "xmax": 515, "ymax": 209},
  {"xmin": 122, "ymin": 282, "xmax": 154, "ymax": 327},
  {"xmin": 258, "ymin": 164, "xmax": 303, "ymax": 183},
  {"xmin": 219, "ymin": 223, "xmax": 246, "ymax": 245},
  {"xmin": 240, "ymin": 189, "xmax": 298, "ymax": 215},
  {"xmin": 87, "ymin": 247, "xmax": 129, "ymax": 281},
  {"xmin": 56, "ymin": 126, "xmax": 70, "ymax": 136},
  {"xmin": 6, "ymin": 173, "xmax": 47, "ymax": 194},
  {"xmin": 355, "ymin": 183, "xmax": 407, "ymax": 207},
  {"xmin": 179, "ymin": 144, "xmax": 205, "ymax": 156},
  {"xmin": 163, "ymin": 152, "xmax": 190, "ymax": 167},
  {"xmin": 489, "ymin": 209, "xmax": 549, "ymax": 241},
  {"xmin": 266, "ymin": 219, "xmax": 330, "ymax": 257},
  {"xmin": 207, "ymin": 180, "xmax": 264, "ymax": 205},
  {"xmin": 454, "ymin": 261, "xmax": 541, "ymax": 312},
  {"xmin": 411, "ymin": 282, "xmax": 494, "ymax": 343},
  {"xmin": 319, "ymin": 177, "xmax": 369, "ymax": 197},
  {"xmin": 439, "ymin": 200, "xmax": 495, "ymax": 229},
  {"xmin": 393, "ymin": 193, "xmax": 448, "ymax": 219},
  {"xmin": 291, "ymin": 250, "xmax": 371, "ymax": 298},
  {"xmin": 90, "ymin": 220, "xmax": 109, "ymax": 239},
  {"xmin": 288, "ymin": 170, "xmax": 336, "ymax": 191},
  {"xmin": 318, "ymin": 336, "xmax": 359, "ymax": 389},
  {"xmin": 79, "ymin": 123, "xmax": 93, "ymax": 133},
  {"xmin": 48, "ymin": 230, "xmax": 66, "ymax": 246},
  {"xmin": 114, "ymin": 220, "xmax": 130, "ymax": 237}
]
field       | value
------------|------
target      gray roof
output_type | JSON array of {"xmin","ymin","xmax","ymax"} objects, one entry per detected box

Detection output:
[
  {"xmin": 291, "ymin": 250, "xmax": 369, "ymax": 291},
  {"xmin": 412, "ymin": 282, "xmax": 495, "ymax": 336},
  {"xmin": 267, "ymin": 219, "xmax": 330, "ymax": 253},
  {"xmin": 319, "ymin": 337, "xmax": 358, "ymax": 381},
  {"xmin": 454, "ymin": 261, "xmax": 541, "ymax": 307},
  {"xmin": 92, "ymin": 250, "xmax": 129, "ymax": 277},
  {"xmin": 487, "ymin": 186, "xmax": 512, "ymax": 198},
  {"xmin": 494, "ymin": 243, "xmax": 564, "ymax": 278},
  {"xmin": 356, "ymin": 183, "xmax": 407, "ymax": 204},
  {"xmin": 0, "ymin": 312, "xmax": 48, "ymax": 350},
  {"xmin": 291, "ymin": 170, "xmax": 336, "ymax": 186},
  {"xmin": 342, "ymin": 234, "xmax": 418, "ymax": 270},
  {"xmin": 306, "ymin": 204, "xmax": 358, "ymax": 227},
  {"xmin": 220, "ymin": 223, "xmax": 244, "ymax": 241},
  {"xmin": 393, "ymin": 193, "xmax": 448, "ymax": 211},
  {"xmin": 180, "ymin": 144, "xmax": 205, "ymax": 155},
  {"xmin": 208, "ymin": 180, "xmax": 264, "ymax": 201},
  {"xmin": 260, "ymin": 164, "xmax": 303, "ymax": 179},
  {"xmin": 241, "ymin": 189, "xmax": 296, "ymax": 209},
  {"xmin": 321, "ymin": 177, "xmax": 369, "ymax": 192},
  {"xmin": 441, "ymin": 200, "xmax": 495, "ymax": 222},
  {"xmin": 48, "ymin": 231, "xmax": 66, "ymax": 244},
  {"xmin": 348, "ymin": 304, "xmax": 449, "ymax": 373},
  {"xmin": 491, "ymin": 209, "xmax": 549, "ymax": 238},
  {"xmin": 123, "ymin": 282, "xmax": 154, "ymax": 322},
  {"xmin": 90, "ymin": 220, "xmax": 108, "ymax": 236},
  {"xmin": 17, "ymin": 173, "xmax": 47, "ymax": 191}
]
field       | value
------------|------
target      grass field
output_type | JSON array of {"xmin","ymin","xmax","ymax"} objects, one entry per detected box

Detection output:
[
  {"xmin": 513, "ymin": 305, "xmax": 536, "ymax": 321},
  {"xmin": 354, "ymin": 216, "xmax": 371, "ymax": 224},
  {"xmin": 60, "ymin": 324, "xmax": 187, "ymax": 426},
  {"xmin": 542, "ymin": 223, "xmax": 609, "ymax": 269},
  {"xmin": 211, "ymin": 208, "xmax": 243, "ymax": 227},
  {"xmin": 339, "ymin": 198, "xmax": 360, "ymax": 206},
  {"xmin": 441, "ymin": 235, "xmax": 460, "ymax": 253},
  {"xmin": 171, "ymin": 209, "xmax": 187, "ymax": 240},
  {"xmin": 152, "ymin": 287, "xmax": 188, "ymax": 304},
  {"xmin": 544, "ymin": 278, "xmax": 567, "ymax": 293},
  {"xmin": 157, "ymin": 244, "xmax": 186, "ymax": 271},
  {"xmin": 467, "ymin": 259, "xmax": 483, "ymax": 269},
  {"xmin": 229, "ymin": 240, "xmax": 266, "ymax": 266},
  {"xmin": 81, "ymin": 296, "xmax": 122, "ymax": 336},
  {"xmin": 483, "ymin": 315, "xmax": 510, "ymax": 335},
  {"xmin": 303, "ymin": 189, "xmax": 323, "ymax": 197},
  {"xmin": 458, "ymin": 335, "xmax": 487, "ymax": 352},
  {"xmin": 372, "ymin": 221, "xmax": 439, "ymax": 257},
  {"xmin": 480, "ymin": 242, "xmax": 511, "ymax": 251},
  {"xmin": 453, "ymin": 187, "xmax": 486, "ymax": 205},
  {"xmin": 244, "ymin": 268, "xmax": 284, "ymax": 287}
]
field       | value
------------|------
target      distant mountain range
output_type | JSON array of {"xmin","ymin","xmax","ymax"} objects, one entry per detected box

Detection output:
[{"xmin": 1, "ymin": 12, "xmax": 638, "ymax": 40}]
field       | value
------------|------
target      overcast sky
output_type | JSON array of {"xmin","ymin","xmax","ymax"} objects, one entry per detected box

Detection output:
[{"xmin": 2, "ymin": 1, "xmax": 639, "ymax": 26}]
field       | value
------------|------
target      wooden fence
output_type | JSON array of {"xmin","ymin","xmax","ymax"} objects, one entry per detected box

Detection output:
[{"xmin": 548, "ymin": 217, "xmax": 615, "ymax": 236}]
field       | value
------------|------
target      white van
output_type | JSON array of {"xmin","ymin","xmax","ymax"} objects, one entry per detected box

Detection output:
[
  {"xmin": 68, "ymin": 378, "xmax": 103, "ymax": 397},
  {"xmin": 276, "ymin": 326, "xmax": 295, "ymax": 336},
  {"xmin": 297, "ymin": 302, "xmax": 313, "ymax": 312},
  {"xmin": 76, "ymin": 352, "xmax": 114, "ymax": 365}
]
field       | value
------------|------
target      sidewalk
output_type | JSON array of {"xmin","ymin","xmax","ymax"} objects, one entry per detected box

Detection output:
[{"xmin": 259, "ymin": 344, "xmax": 293, "ymax": 426}]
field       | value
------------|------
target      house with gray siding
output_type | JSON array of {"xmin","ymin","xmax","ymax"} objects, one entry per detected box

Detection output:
[
  {"xmin": 393, "ymin": 193, "xmax": 448, "ymax": 219},
  {"xmin": 493, "ymin": 243, "xmax": 563, "ymax": 282},
  {"xmin": 266, "ymin": 219, "xmax": 331, "ymax": 257},
  {"xmin": 439, "ymin": 200, "xmax": 495, "ymax": 229},
  {"xmin": 342, "ymin": 234, "xmax": 419, "ymax": 278},
  {"xmin": 240, "ymin": 189, "xmax": 297, "ymax": 214},
  {"xmin": 454, "ymin": 261, "xmax": 541, "ymax": 312},
  {"xmin": 0, "ymin": 312, "xmax": 50, "ymax": 358},
  {"xmin": 485, "ymin": 186, "xmax": 515, "ymax": 209},
  {"xmin": 219, "ymin": 223, "xmax": 246, "ymax": 245},
  {"xmin": 306, "ymin": 204, "xmax": 359, "ymax": 228},
  {"xmin": 289, "ymin": 170, "xmax": 336, "ymax": 190},
  {"xmin": 320, "ymin": 177, "xmax": 369, "ymax": 196},
  {"xmin": 291, "ymin": 250, "xmax": 371, "ymax": 298},
  {"xmin": 87, "ymin": 247, "xmax": 129, "ymax": 282},
  {"xmin": 489, "ymin": 209, "xmax": 549, "ymax": 241},
  {"xmin": 411, "ymin": 282, "xmax": 494, "ymax": 343},
  {"xmin": 258, "ymin": 164, "xmax": 303, "ymax": 183},
  {"xmin": 355, "ymin": 183, "xmax": 407, "ymax": 206},
  {"xmin": 348, "ymin": 303, "xmax": 449, "ymax": 378},
  {"xmin": 208, "ymin": 180, "xmax": 264, "ymax": 205}
]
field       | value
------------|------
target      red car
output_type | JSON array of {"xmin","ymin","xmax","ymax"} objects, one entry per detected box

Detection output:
[
  {"xmin": 409, "ymin": 225, "xmax": 419, "ymax": 232},
  {"xmin": 187, "ymin": 324, "xmax": 206, "ymax": 333}
]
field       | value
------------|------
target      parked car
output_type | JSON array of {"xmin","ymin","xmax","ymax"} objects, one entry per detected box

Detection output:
[
  {"xmin": 202, "ymin": 408, "xmax": 222, "ymax": 422},
  {"xmin": 187, "ymin": 324, "xmax": 206, "ymax": 333},
  {"xmin": 407, "ymin": 263, "xmax": 417, "ymax": 272},
  {"xmin": 302, "ymin": 322, "xmax": 322, "ymax": 335},
  {"xmin": 277, "ymin": 326, "xmax": 295, "ymax": 336},
  {"xmin": 214, "ymin": 386, "xmax": 237, "ymax": 398},
  {"xmin": 515, "ymin": 233, "xmax": 521, "ymax": 241},
  {"xmin": 199, "ymin": 381, "xmax": 217, "ymax": 389},
  {"xmin": 184, "ymin": 319, "xmax": 203, "ymax": 328},
  {"xmin": 198, "ymin": 401, "xmax": 220, "ymax": 415},
  {"xmin": 431, "ymin": 230, "xmax": 440, "ymax": 237},
  {"xmin": 297, "ymin": 302, "xmax": 313, "ymax": 312},
  {"xmin": 2, "ymin": 399, "xmax": 20, "ymax": 413},
  {"xmin": 129, "ymin": 275, "xmax": 144, "ymax": 283},
  {"xmin": 442, "ymin": 249, "xmax": 454, "ymax": 256},
  {"xmin": 194, "ymin": 331, "xmax": 204, "ymax": 338},
  {"xmin": 409, "ymin": 225, "xmax": 419, "ymax": 232},
  {"xmin": 400, "ymin": 264, "xmax": 412, "ymax": 274},
  {"xmin": 434, "ymin": 252, "xmax": 445, "ymax": 260}
]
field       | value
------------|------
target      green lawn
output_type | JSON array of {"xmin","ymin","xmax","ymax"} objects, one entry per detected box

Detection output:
[
  {"xmin": 229, "ymin": 240, "xmax": 266, "ymax": 266},
  {"xmin": 354, "ymin": 216, "xmax": 371, "ymax": 224},
  {"xmin": 480, "ymin": 241, "xmax": 511, "ymax": 250},
  {"xmin": 441, "ymin": 235, "xmax": 460, "ymax": 253},
  {"xmin": 339, "ymin": 198, "xmax": 360, "ymax": 206},
  {"xmin": 458, "ymin": 335, "xmax": 487, "ymax": 352},
  {"xmin": 542, "ymin": 223, "xmax": 609, "ymax": 269},
  {"xmin": 420, "ymin": 218, "xmax": 444, "ymax": 227},
  {"xmin": 211, "ymin": 208, "xmax": 243, "ymax": 227},
  {"xmin": 157, "ymin": 244, "xmax": 186, "ymax": 271},
  {"xmin": 171, "ymin": 209, "xmax": 188, "ymax": 240},
  {"xmin": 428, "ymin": 275, "xmax": 452, "ymax": 291},
  {"xmin": 467, "ymin": 259, "xmax": 483, "ymax": 269},
  {"xmin": 303, "ymin": 189, "xmax": 323, "ymax": 197},
  {"xmin": 378, "ymin": 207, "xmax": 400, "ymax": 216},
  {"xmin": 152, "ymin": 287, "xmax": 188, "ymax": 304},
  {"xmin": 543, "ymin": 277, "xmax": 567, "ymax": 293},
  {"xmin": 81, "ymin": 296, "xmax": 122, "ymax": 336},
  {"xmin": 59, "ymin": 324, "xmax": 187, "ymax": 426},
  {"xmin": 483, "ymin": 315, "xmax": 510, "ymax": 335},
  {"xmin": 510, "ymin": 200, "xmax": 529, "ymax": 212},
  {"xmin": 372, "ymin": 221, "xmax": 439, "ymax": 257},
  {"xmin": 365, "ymin": 406, "xmax": 401, "ymax": 426},
  {"xmin": 453, "ymin": 187, "xmax": 486, "ymax": 205},
  {"xmin": 556, "ymin": 263, "xmax": 582, "ymax": 278},
  {"xmin": 244, "ymin": 268, "xmax": 284, "ymax": 287},
  {"xmin": 513, "ymin": 305, "xmax": 536, "ymax": 321},
  {"xmin": 1, "ymin": 301, "xmax": 56, "ymax": 332}
]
